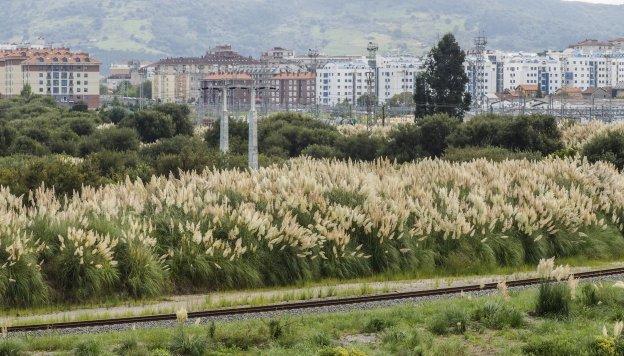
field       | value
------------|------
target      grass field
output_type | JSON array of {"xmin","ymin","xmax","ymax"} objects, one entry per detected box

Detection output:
[{"xmin": 6, "ymin": 275, "xmax": 624, "ymax": 355}]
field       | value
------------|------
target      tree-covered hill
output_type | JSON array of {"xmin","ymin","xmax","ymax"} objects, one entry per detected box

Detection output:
[{"xmin": 2, "ymin": 0, "xmax": 624, "ymax": 64}]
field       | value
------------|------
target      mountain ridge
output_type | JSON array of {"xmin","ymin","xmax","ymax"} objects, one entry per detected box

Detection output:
[{"xmin": 2, "ymin": 0, "xmax": 624, "ymax": 65}]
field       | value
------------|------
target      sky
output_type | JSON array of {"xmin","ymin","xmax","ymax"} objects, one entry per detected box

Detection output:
[{"xmin": 564, "ymin": 0, "xmax": 624, "ymax": 3}]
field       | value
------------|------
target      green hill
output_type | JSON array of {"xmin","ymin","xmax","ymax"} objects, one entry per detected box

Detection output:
[{"xmin": 2, "ymin": 0, "xmax": 624, "ymax": 64}]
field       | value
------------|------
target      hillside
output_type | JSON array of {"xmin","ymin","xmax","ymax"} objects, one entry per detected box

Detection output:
[{"xmin": 2, "ymin": 0, "xmax": 624, "ymax": 65}]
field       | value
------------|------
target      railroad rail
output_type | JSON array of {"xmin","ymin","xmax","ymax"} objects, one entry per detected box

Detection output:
[{"xmin": 9, "ymin": 266, "xmax": 624, "ymax": 333}]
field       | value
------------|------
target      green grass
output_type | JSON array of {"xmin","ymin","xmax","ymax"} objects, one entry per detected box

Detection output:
[{"xmin": 9, "ymin": 280, "xmax": 624, "ymax": 355}]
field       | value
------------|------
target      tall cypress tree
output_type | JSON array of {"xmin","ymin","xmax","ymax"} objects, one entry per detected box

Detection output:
[
  {"xmin": 414, "ymin": 73, "xmax": 430, "ymax": 120},
  {"xmin": 415, "ymin": 33, "xmax": 471, "ymax": 119}
]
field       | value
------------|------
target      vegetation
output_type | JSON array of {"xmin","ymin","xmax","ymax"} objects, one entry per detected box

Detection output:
[
  {"xmin": 0, "ymin": 155, "xmax": 624, "ymax": 306},
  {"xmin": 9, "ymin": 277, "xmax": 624, "ymax": 355},
  {"xmin": 414, "ymin": 33, "xmax": 471, "ymax": 119}
]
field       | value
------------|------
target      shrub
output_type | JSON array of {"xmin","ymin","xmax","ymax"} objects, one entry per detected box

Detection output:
[
  {"xmin": 0, "ymin": 124, "xmax": 16, "ymax": 155},
  {"xmin": 312, "ymin": 332, "xmax": 332, "ymax": 347},
  {"xmin": 73, "ymin": 339, "xmax": 102, "ymax": 356},
  {"xmin": 153, "ymin": 103, "xmax": 194, "ymax": 136},
  {"xmin": 417, "ymin": 114, "xmax": 461, "ymax": 157},
  {"xmin": 522, "ymin": 335, "xmax": 585, "ymax": 356},
  {"xmin": 10, "ymin": 136, "xmax": 49, "ymax": 156},
  {"xmin": 71, "ymin": 101, "xmax": 89, "ymax": 112},
  {"xmin": 472, "ymin": 302, "xmax": 524, "ymax": 329},
  {"xmin": 0, "ymin": 340, "xmax": 24, "ymax": 356},
  {"xmin": 384, "ymin": 124, "xmax": 426, "ymax": 162},
  {"xmin": 363, "ymin": 317, "xmax": 394, "ymax": 333},
  {"xmin": 583, "ymin": 131, "xmax": 624, "ymax": 170},
  {"xmin": 428, "ymin": 308, "xmax": 468, "ymax": 335},
  {"xmin": 114, "ymin": 337, "xmax": 149, "ymax": 356},
  {"xmin": 534, "ymin": 282, "xmax": 571, "ymax": 318},
  {"xmin": 67, "ymin": 117, "xmax": 96, "ymax": 136},
  {"xmin": 301, "ymin": 144, "xmax": 341, "ymax": 159},
  {"xmin": 122, "ymin": 110, "xmax": 175, "ymax": 143},
  {"xmin": 449, "ymin": 114, "xmax": 562, "ymax": 154},
  {"xmin": 104, "ymin": 106, "xmax": 129, "ymax": 124},
  {"xmin": 92, "ymin": 127, "xmax": 140, "ymax": 152},
  {"xmin": 338, "ymin": 132, "xmax": 385, "ymax": 161},
  {"xmin": 168, "ymin": 330, "xmax": 208, "ymax": 356}
]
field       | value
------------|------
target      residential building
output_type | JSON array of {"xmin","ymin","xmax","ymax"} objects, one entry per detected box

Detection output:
[
  {"xmin": 316, "ymin": 60, "xmax": 374, "ymax": 106},
  {"xmin": 376, "ymin": 55, "xmax": 422, "ymax": 104},
  {"xmin": 152, "ymin": 45, "xmax": 258, "ymax": 103},
  {"xmin": 0, "ymin": 47, "xmax": 101, "ymax": 108},
  {"xmin": 201, "ymin": 65, "xmax": 315, "ymax": 109}
]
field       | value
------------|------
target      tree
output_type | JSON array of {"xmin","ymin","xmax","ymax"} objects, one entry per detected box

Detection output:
[
  {"xmin": 357, "ymin": 93, "xmax": 377, "ymax": 108},
  {"xmin": 121, "ymin": 110, "xmax": 175, "ymax": 143},
  {"xmin": 0, "ymin": 124, "xmax": 16, "ymax": 155},
  {"xmin": 387, "ymin": 92, "xmax": 414, "ymax": 107},
  {"xmin": 20, "ymin": 84, "xmax": 32, "ymax": 100},
  {"xmin": 153, "ymin": 103, "xmax": 193, "ymax": 136},
  {"xmin": 415, "ymin": 33, "xmax": 471, "ymax": 119},
  {"xmin": 71, "ymin": 101, "xmax": 89, "ymax": 112},
  {"xmin": 583, "ymin": 131, "xmax": 624, "ymax": 170},
  {"xmin": 414, "ymin": 73, "xmax": 431, "ymax": 120}
]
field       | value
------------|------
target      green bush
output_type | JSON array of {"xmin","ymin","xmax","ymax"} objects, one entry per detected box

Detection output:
[
  {"xmin": 168, "ymin": 330, "xmax": 208, "ymax": 356},
  {"xmin": 534, "ymin": 282, "xmax": 571, "ymax": 318},
  {"xmin": 338, "ymin": 132, "xmax": 385, "ymax": 161},
  {"xmin": 153, "ymin": 103, "xmax": 194, "ymax": 136},
  {"xmin": 0, "ymin": 339, "xmax": 24, "ymax": 356},
  {"xmin": 448, "ymin": 114, "xmax": 563, "ymax": 154},
  {"xmin": 74, "ymin": 339, "xmax": 102, "ymax": 356},
  {"xmin": 114, "ymin": 337, "xmax": 150, "ymax": 356},
  {"xmin": 522, "ymin": 335, "xmax": 586, "ymax": 356},
  {"xmin": 472, "ymin": 302, "xmax": 524, "ymax": 329},
  {"xmin": 583, "ymin": 131, "xmax": 624, "ymax": 170},
  {"xmin": 428, "ymin": 308, "xmax": 468, "ymax": 335},
  {"xmin": 301, "ymin": 144, "xmax": 341, "ymax": 159},
  {"xmin": 363, "ymin": 317, "xmax": 394, "ymax": 333},
  {"xmin": 91, "ymin": 127, "xmax": 140, "ymax": 152},
  {"xmin": 121, "ymin": 110, "xmax": 176, "ymax": 143}
]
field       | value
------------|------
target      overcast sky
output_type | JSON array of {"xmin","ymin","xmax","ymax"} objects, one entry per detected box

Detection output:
[{"xmin": 564, "ymin": 0, "xmax": 624, "ymax": 4}]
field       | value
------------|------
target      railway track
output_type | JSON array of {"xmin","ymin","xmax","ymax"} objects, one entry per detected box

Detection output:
[{"xmin": 9, "ymin": 266, "xmax": 624, "ymax": 333}]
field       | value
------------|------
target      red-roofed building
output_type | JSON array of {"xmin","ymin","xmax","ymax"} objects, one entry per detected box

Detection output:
[{"xmin": 0, "ymin": 47, "xmax": 101, "ymax": 108}]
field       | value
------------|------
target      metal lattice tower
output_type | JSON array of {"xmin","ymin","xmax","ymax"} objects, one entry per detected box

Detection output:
[
  {"xmin": 366, "ymin": 42, "xmax": 379, "ymax": 127},
  {"xmin": 471, "ymin": 35, "xmax": 488, "ymax": 111}
]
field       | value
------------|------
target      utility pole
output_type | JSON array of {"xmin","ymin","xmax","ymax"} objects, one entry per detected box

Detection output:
[
  {"xmin": 308, "ymin": 49, "xmax": 320, "ymax": 118},
  {"xmin": 248, "ymin": 86, "xmax": 259, "ymax": 171},
  {"xmin": 219, "ymin": 87, "xmax": 229, "ymax": 153}
]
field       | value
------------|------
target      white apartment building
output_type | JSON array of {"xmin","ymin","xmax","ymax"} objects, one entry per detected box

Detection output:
[
  {"xmin": 376, "ymin": 55, "xmax": 422, "ymax": 104},
  {"xmin": 316, "ymin": 60, "xmax": 374, "ymax": 106},
  {"xmin": 501, "ymin": 54, "xmax": 563, "ymax": 95},
  {"xmin": 465, "ymin": 55, "xmax": 498, "ymax": 97}
]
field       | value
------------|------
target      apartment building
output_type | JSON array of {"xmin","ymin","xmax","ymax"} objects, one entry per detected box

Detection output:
[
  {"xmin": 316, "ymin": 60, "xmax": 374, "ymax": 106},
  {"xmin": 0, "ymin": 47, "xmax": 101, "ymax": 108},
  {"xmin": 465, "ymin": 54, "xmax": 499, "ymax": 97},
  {"xmin": 152, "ymin": 45, "xmax": 258, "ymax": 103},
  {"xmin": 376, "ymin": 55, "xmax": 422, "ymax": 104},
  {"xmin": 201, "ymin": 65, "xmax": 315, "ymax": 109},
  {"xmin": 502, "ymin": 54, "xmax": 563, "ymax": 95}
]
